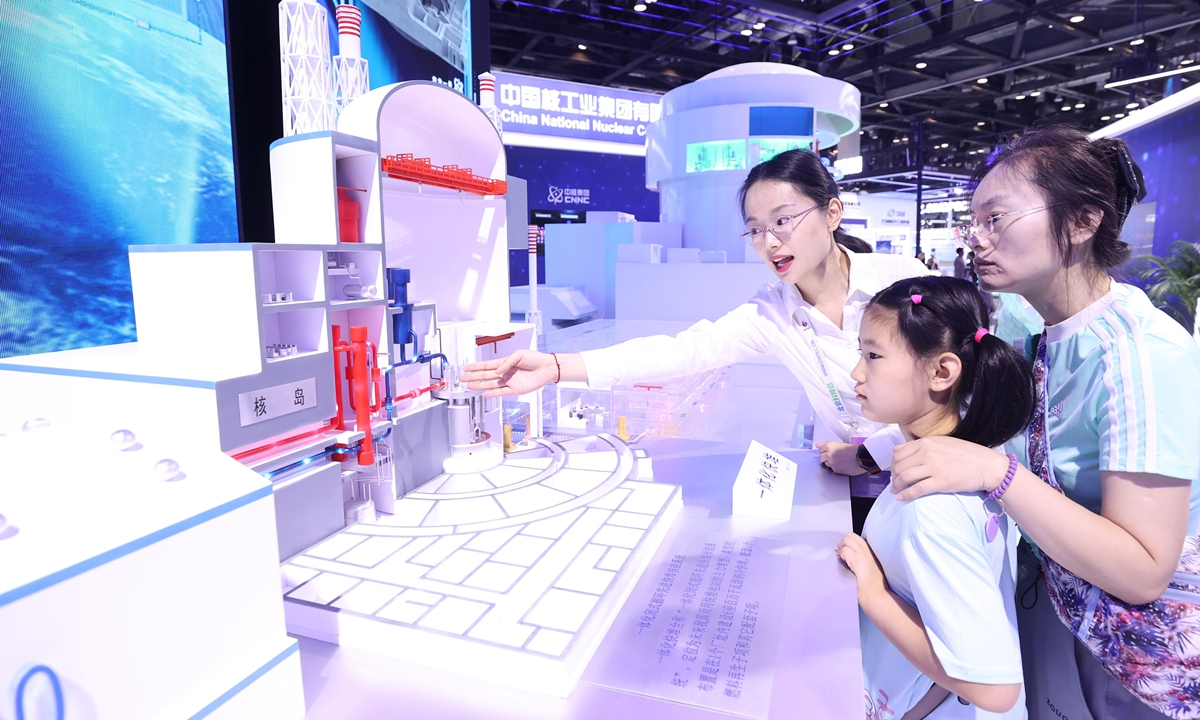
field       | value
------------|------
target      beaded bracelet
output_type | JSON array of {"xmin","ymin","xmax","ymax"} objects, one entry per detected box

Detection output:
[
  {"xmin": 551, "ymin": 353, "xmax": 562, "ymax": 384},
  {"xmin": 984, "ymin": 453, "xmax": 1019, "ymax": 543},
  {"xmin": 988, "ymin": 453, "xmax": 1019, "ymax": 501}
]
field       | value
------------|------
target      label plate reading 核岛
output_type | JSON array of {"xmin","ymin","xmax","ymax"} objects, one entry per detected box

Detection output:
[{"xmin": 238, "ymin": 378, "xmax": 317, "ymax": 427}]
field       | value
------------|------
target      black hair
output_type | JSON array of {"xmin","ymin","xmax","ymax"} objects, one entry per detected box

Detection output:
[
  {"xmin": 867, "ymin": 276, "xmax": 1035, "ymax": 449},
  {"xmin": 973, "ymin": 125, "xmax": 1147, "ymax": 270},
  {"xmin": 738, "ymin": 149, "xmax": 872, "ymax": 253}
]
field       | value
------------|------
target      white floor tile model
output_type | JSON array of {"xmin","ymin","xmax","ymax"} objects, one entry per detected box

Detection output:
[{"xmin": 282, "ymin": 433, "xmax": 682, "ymax": 696}]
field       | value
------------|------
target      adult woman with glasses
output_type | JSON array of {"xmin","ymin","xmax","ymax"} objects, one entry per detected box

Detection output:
[
  {"xmin": 887, "ymin": 126, "xmax": 1200, "ymax": 718},
  {"xmin": 463, "ymin": 149, "xmax": 930, "ymax": 522}
]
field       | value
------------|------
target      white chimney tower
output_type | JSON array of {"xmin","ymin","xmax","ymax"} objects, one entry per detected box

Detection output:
[
  {"xmin": 279, "ymin": 0, "xmax": 336, "ymax": 136},
  {"xmin": 333, "ymin": 0, "xmax": 370, "ymax": 115},
  {"xmin": 478, "ymin": 72, "xmax": 502, "ymax": 134}
]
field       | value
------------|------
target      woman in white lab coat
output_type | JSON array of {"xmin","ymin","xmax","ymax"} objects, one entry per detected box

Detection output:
[{"xmin": 463, "ymin": 149, "xmax": 929, "ymax": 520}]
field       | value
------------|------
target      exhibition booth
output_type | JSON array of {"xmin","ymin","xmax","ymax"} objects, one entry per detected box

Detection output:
[{"xmin": 2, "ymin": 1, "xmax": 1199, "ymax": 718}]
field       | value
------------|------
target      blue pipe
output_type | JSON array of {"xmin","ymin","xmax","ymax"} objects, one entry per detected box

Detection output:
[
  {"xmin": 15, "ymin": 665, "xmax": 64, "ymax": 720},
  {"xmin": 261, "ymin": 447, "xmax": 339, "ymax": 481}
]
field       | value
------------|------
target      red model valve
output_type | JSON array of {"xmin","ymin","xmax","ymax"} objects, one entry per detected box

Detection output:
[{"xmin": 349, "ymin": 325, "xmax": 374, "ymax": 465}]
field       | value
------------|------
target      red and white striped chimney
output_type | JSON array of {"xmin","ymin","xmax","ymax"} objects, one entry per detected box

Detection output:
[
  {"xmin": 478, "ymin": 72, "xmax": 497, "ymax": 109},
  {"xmin": 335, "ymin": 1, "xmax": 362, "ymax": 60}
]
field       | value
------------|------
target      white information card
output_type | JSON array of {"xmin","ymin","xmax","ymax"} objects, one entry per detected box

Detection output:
[
  {"xmin": 731, "ymin": 440, "xmax": 798, "ymax": 521},
  {"xmin": 583, "ymin": 522, "xmax": 790, "ymax": 719}
]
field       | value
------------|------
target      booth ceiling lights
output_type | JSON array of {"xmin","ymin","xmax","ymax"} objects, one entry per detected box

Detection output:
[
  {"xmin": 741, "ymin": 28, "xmax": 753, "ymax": 36},
  {"xmin": 492, "ymin": 0, "xmax": 1197, "ymax": 175},
  {"xmin": 633, "ymin": 3, "xmax": 647, "ymax": 10},
  {"xmin": 1105, "ymin": 64, "xmax": 1200, "ymax": 88}
]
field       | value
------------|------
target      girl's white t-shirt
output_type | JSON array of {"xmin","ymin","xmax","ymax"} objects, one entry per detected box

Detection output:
[{"xmin": 859, "ymin": 488, "xmax": 1026, "ymax": 719}]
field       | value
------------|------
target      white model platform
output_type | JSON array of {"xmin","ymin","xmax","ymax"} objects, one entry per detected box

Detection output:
[
  {"xmin": 0, "ymin": 420, "xmax": 303, "ymax": 719},
  {"xmin": 281, "ymin": 433, "xmax": 681, "ymax": 697}
]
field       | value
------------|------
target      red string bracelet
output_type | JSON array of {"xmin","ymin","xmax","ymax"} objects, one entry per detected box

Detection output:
[{"xmin": 551, "ymin": 353, "xmax": 561, "ymax": 383}]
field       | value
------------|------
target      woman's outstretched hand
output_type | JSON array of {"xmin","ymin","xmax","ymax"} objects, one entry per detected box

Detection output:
[
  {"xmin": 462, "ymin": 350, "xmax": 560, "ymax": 398},
  {"xmin": 890, "ymin": 436, "xmax": 1012, "ymax": 501}
]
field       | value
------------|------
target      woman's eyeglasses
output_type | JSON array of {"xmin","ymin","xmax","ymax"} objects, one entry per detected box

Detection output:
[
  {"xmin": 741, "ymin": 203, "xmax": 822, "ymax": 246},
  {"xmin": 952, "ymin": 204, "xmax": 1063, "ymax": 248}
]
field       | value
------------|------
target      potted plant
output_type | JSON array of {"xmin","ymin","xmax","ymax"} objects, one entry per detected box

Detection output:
[{"xmin": 1136, "ymin": 240, "xmax": 1200, "ymax": 334}]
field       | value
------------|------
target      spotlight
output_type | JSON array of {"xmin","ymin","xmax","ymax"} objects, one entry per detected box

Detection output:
[
  {"xmin": 1014, "ymin": 94, "xmax": 1026, "ymax": 100},
  {"xmin": 1130, "ymin": 38, "xmax": 1145, "ymax": 46},
  {"xmin": 753, "ymin": 22, "xmax": 765, "ymax": 29},
  {"xmin": 741, "ymin": 28, "xmax": 753, "ymax": 36},
  {"xmin": 916, "ymin": 62, "xmax": 927, "ymax": 69},
  {"xmin": 1115, "ymin": 113, "xmax": 1125, "ymax": 118},
  {"xmin": 977, "ymin": 77, "xmax": 988, "ymax": 84},
  {"xmin": 842, "ymin": 43, "xmax": 854, "ymax": 51},
  {"xmin": 1183, "ymin": 59, "xmax": 1194, "ymax": 65},
  {"xmin": 940, "ymin": 143, "xmax": 949, "ymax": 148},
  {"xmin": 1126, "ymin": 101, "xmax": 1139, "ymax": 109},
  {"xmin": 879, "ymin": 102, "xmax": 889, "ymax": 107},
  {"xmin": 893, "ymin": 138, "xmax": 900, "ymax": 143},
  {"xmin": 976, "ymin": 121, "xmax": 985, "ymax": 126},
  {"xmin": 578, "ymin": 44, "xmax": 587, "ymax": 50},
  {"xmin": 1030, "ymin": 91, "xmax": 1041, "ymax": 97},
  {"xmin": 634, "ymin": 2, "xmax": 647, "ymax": 9},
  {"xmin": 1070, "ymin": 15, "xmax": 1085, "ymax": 22},
  {"xmin": 1108, "ymin": 47, "xmax": 1114, "ymax": 51},
  {"xmin": 1075, "ymin": 103, "xmax": 1085, "ymax": 108},
  {"xmin": 1101, "ymin": 115, "xmax": 1111, "ymax": 121},
  {"xmin": 1061, "ymin": 105, "xmax": 1072, "ymax": 111},
  {"xmin": 829, "ymin": 48, "xmax": 839, "ymax": 55},
  {"xmin": 786, "ymin": 36, "xmax": 798, "ymax": 46}
]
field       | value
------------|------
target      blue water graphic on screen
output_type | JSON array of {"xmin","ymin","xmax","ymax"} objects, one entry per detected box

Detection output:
[{"xmin": 0, "ymin": 0, "xmax": 237, "ymax": 358}]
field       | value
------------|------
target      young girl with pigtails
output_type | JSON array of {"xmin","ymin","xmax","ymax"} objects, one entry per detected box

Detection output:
[{"xmin": 835, "ymin": 275, "xmax": 1034, "ymax": 719}]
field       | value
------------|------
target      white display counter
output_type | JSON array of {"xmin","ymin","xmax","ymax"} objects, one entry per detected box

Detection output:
[{"xmin": 294, "ymin": 431, "xmax": 863, "ymax": 718}]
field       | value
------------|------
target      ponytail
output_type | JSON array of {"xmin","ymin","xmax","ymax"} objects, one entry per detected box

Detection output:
[
  {"xmin": 953, "ymin": 331, "xmax": 1036, "ymax": 449},
  {"xmin": 833, "ymin": 228, "xmax": 873, "ymax": 254},
  {"xmin": 868, "ymin": 276, "xmax": 1035, "ymax": 448}
]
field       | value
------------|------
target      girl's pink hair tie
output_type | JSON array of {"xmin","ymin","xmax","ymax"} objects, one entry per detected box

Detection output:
[
  {"xmin": 910, "ymin": 294, "xmax": 922, "ymax": 305},
  {"xmin": 974, "ymin": 327, "xmax": 991, "ymax": 343}
]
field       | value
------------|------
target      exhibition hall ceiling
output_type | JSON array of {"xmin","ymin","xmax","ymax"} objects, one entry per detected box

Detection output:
[{"xmin": 490, "ymin": 0, "xmax": 1200, "ymax": 176}]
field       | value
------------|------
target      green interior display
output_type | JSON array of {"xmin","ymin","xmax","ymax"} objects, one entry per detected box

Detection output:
[
  {"xmin": 750, "ymin": 138, "xmax": 813, "ymax": 165},
  {"xmin": 686, "ymin": 138, "xmax": 814, "ymax": 174},
  {"xmin": 685, "ymin": 140, "xmax": 747, "ymax": 173}
]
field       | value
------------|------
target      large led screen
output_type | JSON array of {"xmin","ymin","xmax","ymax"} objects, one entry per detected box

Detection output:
[{"xmin": 0, "ymin": 0, "xmax": 238, "ymax": 358}]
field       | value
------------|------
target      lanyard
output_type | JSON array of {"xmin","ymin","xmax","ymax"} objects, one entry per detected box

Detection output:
[{"xmin": 794, "ymin": 308, "xmax": 862, "ymax": 436}]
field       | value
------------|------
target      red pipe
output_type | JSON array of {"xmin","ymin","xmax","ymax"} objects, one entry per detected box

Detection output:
[
  {"xmin": 332, "ymin": 325, "xmax": 351, "ymax": 431},
  {"xmin": 230, "ymin": 420, "xmax": 340, "ymax": 462},
  {"xmin": 367, "ymin": 342, "xmax": 383, "ymax": 413},
  {"xmin": 394, "ymin": 381, "xmax": 445, "ymax": 402},
  {"xmin": 349, "ymin": 325, "xmax": 374, "ymax": 465},
  {"xmin": 233, "ymin": 325, "xmax": 354, "ymax": 463}
]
